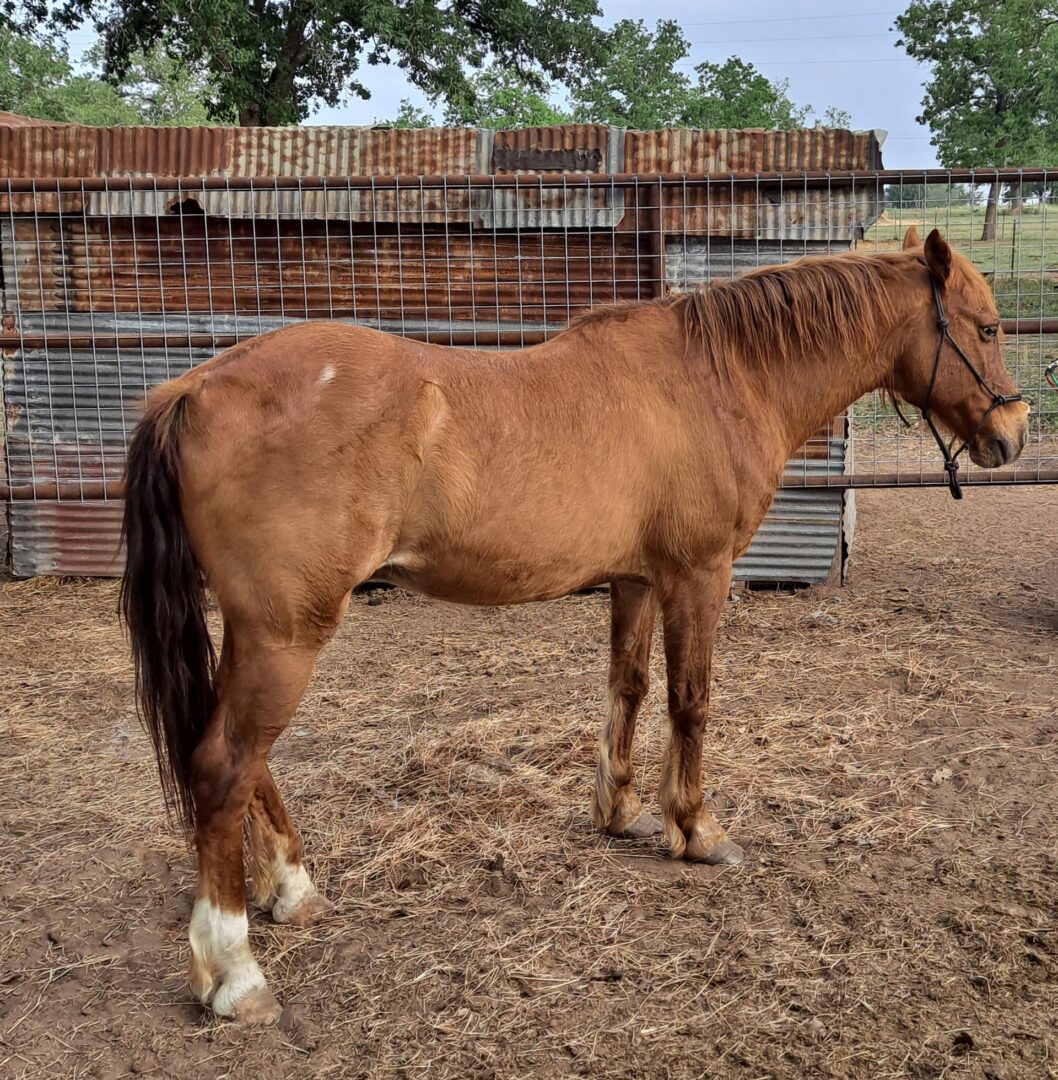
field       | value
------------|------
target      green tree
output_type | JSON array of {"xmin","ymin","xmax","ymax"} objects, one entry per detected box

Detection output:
[
  {"xmin": 443, "ymin": 66, "xmax": 570, "ymax": 129},
  {"xmin": 374, "ymin": 98, "xmax": 436, "ymax": 129},
  {"xmin": 567, "ymin": 20, "xmax": 840, "ymax": 132},
  {"xmin": 0, "ymin": 27, "xmax": 218, "ymax": 124},
  {"xmin": 568, "ymin": 19, "xmax": 691, "ymax": 129},
  {"xmin": 0, "ymin": 26, "xmax": 139, "ymax": 122},
  {"xmin": 885, "ymin": 182, "xmax": 975, "ymax": 210},
  {"xmin": 683, "ymin": 57, "xmax": 811, "ymax": 129},
  {"xmin": 92, "ymin": 44, "xmax": 225, "ymax": 125},
  {"xmin": 895, "ymin": 0, "xmax": 1058, "ymax": 238},
  {"xmin": 816, "ymin": 106, "xmax": 852, "ymax": 129},
  {"xmin": 35, "ymin": 0, "xmax": 604, "ymax": 127}
]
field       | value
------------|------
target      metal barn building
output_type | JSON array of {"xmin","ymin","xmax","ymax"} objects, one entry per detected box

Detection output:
[{"xmin": 0, "ymin": 119, "xmax": 886, "ymax": 581}]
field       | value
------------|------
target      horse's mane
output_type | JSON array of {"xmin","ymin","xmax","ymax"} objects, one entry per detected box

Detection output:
[{"xmin": 567, "ymin": 250, "xmax": 904, "ymax": 371}]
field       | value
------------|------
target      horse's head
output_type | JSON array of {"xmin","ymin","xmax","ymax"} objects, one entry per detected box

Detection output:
[{"xmin": 891, "ymin": 226, "xmax": 1029, "ymax": 472}]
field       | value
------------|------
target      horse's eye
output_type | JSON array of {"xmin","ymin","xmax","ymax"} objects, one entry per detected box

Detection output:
[{"xmin": 979, "ymin": 324, "xmax": 999, "ymax": 341}]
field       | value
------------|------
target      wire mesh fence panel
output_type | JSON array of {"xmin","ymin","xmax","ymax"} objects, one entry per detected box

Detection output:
[{"xmin": 0, "ymin": 169, "xmax": 1055, "ymax": 576}]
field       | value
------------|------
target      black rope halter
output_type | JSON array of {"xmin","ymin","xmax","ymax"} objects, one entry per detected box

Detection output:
[{"xmin": 895, "ymin": 276, "xmax": 1023, "ymax": 500}]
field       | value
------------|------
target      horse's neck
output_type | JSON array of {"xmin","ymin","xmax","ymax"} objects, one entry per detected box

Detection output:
[{"xmin": 751, "ymin": 284, "xmax": 903, "ymax": 464}]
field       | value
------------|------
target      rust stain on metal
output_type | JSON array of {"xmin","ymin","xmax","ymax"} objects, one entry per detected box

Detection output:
[
  {"xmin": 9, "ymin": 216, "xmax": 643, "ymax": 325},
  {"xmin": 623, "ymin": 128, "xmax": 881, "ymax": 174},
  {"xmin": 491, "ymin": 125, "xmax": 610, "ymax": 175}
]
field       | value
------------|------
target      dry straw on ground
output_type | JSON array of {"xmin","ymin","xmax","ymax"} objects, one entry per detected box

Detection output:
[{"xmin": 1, "ymin": 487, "xmax": 1056, "ymax": 1079}]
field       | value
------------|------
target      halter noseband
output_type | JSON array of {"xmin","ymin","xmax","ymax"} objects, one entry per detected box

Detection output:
[{"xmin": 900, "ymin": 276, "xmax": 1023, "ymax": 500}]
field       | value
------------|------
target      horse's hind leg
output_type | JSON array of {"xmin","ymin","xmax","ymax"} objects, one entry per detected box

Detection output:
[
  {"xmin": 188, "ymin": 625, "xmax": 329, "ymax": 1023},
  {"xmin": 210, "ymin": 620, "xmax": 323, "ymax": 925},
  {"xmin": 247, "ymin": 765, "xmax": 332, "ymax": 925},
  {"xmin": 592, "ymin": 579, "xmax": 662, "ymax": 838}
]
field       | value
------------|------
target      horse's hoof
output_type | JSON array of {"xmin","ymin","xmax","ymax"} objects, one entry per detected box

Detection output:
[
  {"xmin": 695, "ymin": 838, "xmax": 745, "ymax": 866},
  {"xmin": 612, "ymin": 810, "xmax": 663, "ymax": 839},
  {"xmin": 228, "ymin": 987, "xmax": 282, "ymax": 1026},
  {"xmin": 275, "ymin": 893, "xmax": 334, "ymax": 927}
]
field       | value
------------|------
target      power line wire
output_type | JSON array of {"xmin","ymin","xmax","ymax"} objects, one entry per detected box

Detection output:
[
  {"xmin": 690, "ymin": 31, "xmax": 899, "ymax": 44},
  {"xmin": 682, "ymin": 9, "xmax": 901, "ymax": 26},
  {"xmin": 677, "ymin": 57, "xmax": 919, "ymax": 66}
]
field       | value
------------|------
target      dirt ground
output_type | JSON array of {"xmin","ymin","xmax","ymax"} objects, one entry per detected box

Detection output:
[{"xmin": 1, "ymin": 486, "xmax": 1057, "ymax": 1079}]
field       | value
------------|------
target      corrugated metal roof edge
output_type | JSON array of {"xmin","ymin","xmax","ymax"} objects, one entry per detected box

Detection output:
[{"xmin": 0, "ymin": 121, "xmax": 883, "ymax": 178}]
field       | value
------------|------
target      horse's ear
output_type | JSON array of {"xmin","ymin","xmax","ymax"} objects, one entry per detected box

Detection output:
[
  {"xmin": 902, "ymin": 225, "xmax": 921, "ymax": 250},
  {"xmin": 924, "ymin": 228, "xmax": 952, "ymax": 286}
]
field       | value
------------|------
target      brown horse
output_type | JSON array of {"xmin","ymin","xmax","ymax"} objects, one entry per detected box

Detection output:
[{"xmin": 120, "ymin": 226, "xmax": 1027, "ymax": 1023}]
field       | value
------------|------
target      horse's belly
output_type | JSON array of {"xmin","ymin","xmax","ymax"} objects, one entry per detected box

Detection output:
[{"xmin": 374, "ymin": 544, "xmax": 639, "ymax": 605}]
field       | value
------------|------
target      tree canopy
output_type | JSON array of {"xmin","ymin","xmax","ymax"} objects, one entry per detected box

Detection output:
[
  {"xmin": 27, "ymin": 0, "xmax": 604, "ymax": 127},
  {"xmin": 895, "ymin": 0, "xmax": 1058, "ymax": 168},
  {"xmin": 7, "ymin": 6, "xmax": 854, "ymax": 133},
  {"xmin": 0, "ymin": 25, "xmax": 220, "ymax": 124},
  {"xmin": 895, "ymin": 0, "xmax": 1058, "ymax": 236},
  {"xmin": 566, "ymin": 18, "xmax": 690, "ymax": 129},
  {"xmin": 0, "ymin": 27, "xmax": 138, "ymax": 123},
  {"xmin": 566, "ymin": 20, "xmax": 826, "ymax": 130},
  {"xmin": 442, "ymin": 67, "xmax": 571, "ymax": 129}
]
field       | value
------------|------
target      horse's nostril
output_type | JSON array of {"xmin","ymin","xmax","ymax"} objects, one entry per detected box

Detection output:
[{"xmin": 989, "ymin": 436, "xmax": 1009, "ymax": 466}]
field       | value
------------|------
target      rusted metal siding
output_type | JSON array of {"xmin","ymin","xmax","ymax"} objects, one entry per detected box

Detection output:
[
  {"xmin": 0, "ymin": 120, "xmax": 883, "ymax": 180},
  {"xmin": 624, "ymin": 128, "xmax": 883, "ymax": 174},
  {"xmin": 0, "ymin": 124, "xmax": 483, "ymax": 180},
  {"xmin": 0, "ymin": 120, "xmax": 884, "ymax": 234},
  {"xmin": 8, "ymin": 500, "xmax": 124, "ymax": 576},
  {"xmin": 4, "ymin": 216, "xmax": 643, "ymax": 329},
  {"xmin": 0, "ymin": 122, "xmax": 883, "ymax": 579},
  {"xmin": 491, "ymin": 125, "xmax": 611, "ymax": 173},
  {"xmin": 227, "ymin": 126, "xmax": 479, "ymax": 178},
  {"xmin": 2, "ymin": 337, "xmax": 204, "ymax": 494},
  {"xmin": 643, "ymin": 177, "xmax": 880, "ymax": 242}
]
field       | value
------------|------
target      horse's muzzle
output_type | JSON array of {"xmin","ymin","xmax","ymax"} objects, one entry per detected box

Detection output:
[{"xmin": 969, "ymin": 419, "xmax": 1028, "ymax": 469}]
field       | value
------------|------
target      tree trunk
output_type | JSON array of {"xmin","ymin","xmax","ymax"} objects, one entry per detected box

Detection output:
[
  {"xmin": 981, "ymin": 182, "xmax": 999, "ymax": 241},
  {"xmin": 239, "ymin": 104, "xmax": 263, "ymax": 126},
  {"xmin": 1008, "ymin": 181, "xmax": 1023, "ymax": 215}
]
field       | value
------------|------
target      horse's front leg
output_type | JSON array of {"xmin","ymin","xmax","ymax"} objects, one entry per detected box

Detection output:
[
  {"xmin": 656, "ymin": 561, "xmax": 744, "ymax": 865},
  {"xmin": 592, "ymin": 579, "xmax": 662, "ymax": 838}
]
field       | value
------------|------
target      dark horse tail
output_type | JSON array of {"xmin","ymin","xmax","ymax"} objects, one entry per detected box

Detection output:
[{"xmin": 119, "ymin": 386, "xmax": 216, "ymax": 837}]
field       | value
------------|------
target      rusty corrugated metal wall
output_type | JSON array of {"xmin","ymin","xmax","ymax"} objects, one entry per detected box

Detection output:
[
  {"xmin": 1, "ymin": 123, "xmax": 884, "ymax": 580},
  {"xmin": 0, "ymin": 123, "xmax": 880, "ymax": 179}
]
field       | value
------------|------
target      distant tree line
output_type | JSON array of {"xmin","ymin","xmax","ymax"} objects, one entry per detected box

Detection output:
[
  {"xmin": 886, "ymin": 181, "xmax": 1058, "ymax": 216},
  {"xmin": 379, "ymin": 21, "xmax": 851, "ymax": 131}
]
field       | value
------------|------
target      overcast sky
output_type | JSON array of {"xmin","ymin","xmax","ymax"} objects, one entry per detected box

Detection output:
[{"xmin": 306, "ymin": 2, "xmax": 939, "ymax": 169}]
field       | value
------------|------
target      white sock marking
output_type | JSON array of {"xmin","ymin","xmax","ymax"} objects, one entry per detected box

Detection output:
[
  {"xmin": 188, "ymin": 900, "xmax": 267, "ymax": 1015},
  {"xmin": 270, "ymin": 853, "xmax": 319, "ymax": 923}
]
